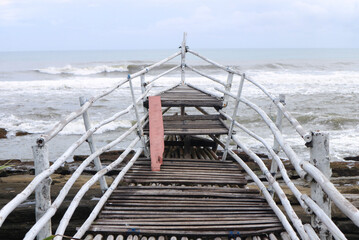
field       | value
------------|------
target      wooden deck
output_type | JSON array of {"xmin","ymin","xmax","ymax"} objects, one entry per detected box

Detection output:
[
  {"xmin": 87, "ymin": 157, "xmax": 283, "ymax": 238},
  {"xmin": 85, "ymin": 83, "xmax": 284, "ymax": 239},
  {"xmin": 144, "ymin": 114, "xmax": 229, "ymax": 136},
  {"xmin": 144, "ymin": 84, "xmax": 223, "ymax": 108}
]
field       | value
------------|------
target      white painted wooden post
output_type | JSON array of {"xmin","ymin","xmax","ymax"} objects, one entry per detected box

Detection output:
[
  {"xmin": 181, "ymin": 32, "xmax": 187, "ymax": 85},
  {"xmin": 223, "ymin": 72, "xmax": 234, "ymax": 108},
  {"xmin": 140, "ymin": 71, "xmax": 147, "ymax": 100},
  {"xmin": 79, "ymin": 97, "xmax": 108, "ymax": 193},
  {"xmin": 270, "ymin": 94, "xmax": 285, "ymax": 180},
  {"xmin": 32, "ymin": 144, "xmax": 52, "ymax": 240},
  {"xmin": 128, "ymin": 75, "xmax": 149, "ymax": 157},
  {"xmin": 222, "ymin": 73, "xmax": 245, "ymax": 161},
  {"xmin": 310, "ymin": 131, "xmax": 332, "ymax": 240}
]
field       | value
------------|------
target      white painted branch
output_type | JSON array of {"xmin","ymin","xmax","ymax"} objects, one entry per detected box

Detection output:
[
  {"xmin": 302, "ymin": 195, "xmax": 347, "ymax": 240},
  {"xmin": 38, "ymin": 51, "xmax": 180, "ymax": 145},
  {"xmin": 268, "ymin": 234, "xmax": 278, "ymax": 240},
  {"xmin": 310, "ymin": 132, "xmax": 332, "ymax": 239},
  {"xmin": 145, "ymin": 65, "xmax": 181, "ymax": 85},
  {"xmin": 32, "ymin": 145, "xmax": 52, "ymax": 240},
  {"xmin": 185, "ymin": 65, "xmax": 226, "ymax": 86},
  {"xmin": 269, "ymin": 94, "xmax": 285, "ymax": 196},
  {"xmin": 218, "ymin": 92, "xmax": 359, "ymax": 231},
  {"xmin": 219, "ymin": 110, "xmax": 308, "ymax": 211},
  {"xmin": 74, "ymin": 149, "xmax": 143, "ymax": 239},
  {"xmin": 185, "ymin": 82, "xmax": 222, "ymax": 99},
  {"xmin": 128, "ymin": 77, "xmax": 148, "ymax": 156},
  {"xmin": 303, "ymin": 224, "xmax": 320, "ymax": 240},
  {"xmin": 54, "ymin": 137, "xmax": 141, "ymax": 239},
  {"xmin": 223, "ymin": 72, "xmax": 234, "ymax": 107},
  {"xmin": 216, "ymin": 87, "xmax": 307, "ymax": 178},
  {"xmin": 273, "ymin": 94, "xmax": 285, "ymax": 154},
  {"xmin": 243, "ymin": 76, "xmax": 312, "ymax": 143},
  {"xmin": 232, "ymin": 136, "xmax": 310, "ymax": 240},
  {"xmin": 227, "ymin": 150, "xmax": 299, "ymax": 240},
  {"xmin": 79, "ymin": 97, "xmax": 108, "ymax": 193},
  {"xmin": 181, "ymin": 32, "xmax": 187, "ymax": 85},
  {"xmin": 24, "ymin": 117, "xmax": 147, "ymax": 239},
  {"xmin": 0, "ymin": 106, "xmax": 145, "ymax": 227},
  {"xmin": 301, "ymin": 161, "xmax": 359, "ymax": 227},
  {"xmin": 222, "ymin": 73, "xmax": 245, "ymax": 161},
  {"xmin": 187, "ymin": 49, "xmax": 241, "ymax": 76}
]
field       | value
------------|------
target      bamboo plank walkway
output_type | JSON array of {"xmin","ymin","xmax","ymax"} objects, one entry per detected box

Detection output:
[
  {"xmin": 144, "ymin": 84, "xmax": 223, "ymax": 108},
  {"xmin": 87, "ymin": 157, "xmax": 283, "ymax": 238},
  {"xmin": 85, "ymin": 84, "xmax": 284, "ymax": 238}
]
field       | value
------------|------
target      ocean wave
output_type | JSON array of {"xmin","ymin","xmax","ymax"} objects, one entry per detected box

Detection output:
[
  {"xmin": 0, "ymin": 114, "xmax": 132, "ymax": 135},
  {"xmin": 36, "ymin": 64, "xmax": 128, "ymax": 76}
]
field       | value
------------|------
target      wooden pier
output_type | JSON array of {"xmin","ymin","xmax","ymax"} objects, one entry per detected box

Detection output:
[
  {"xmin": 84, "ymin": 83, "xmax": 284, "ymax": 239},
  {"xmin": 0, "ymin": 34, "xmax": 357, "ymax": 240}
]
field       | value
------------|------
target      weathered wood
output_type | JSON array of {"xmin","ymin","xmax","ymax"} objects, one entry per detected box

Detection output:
[
  {"xmin": 181, "ymin": 32, "xmax": 186, "ymax": 85},
  {"xmin": 88, "ymin": 227, "xmax": 283, "ymax": 236},
  {"xmin": 87, "ymin": 156, "xmax": 282, "ymax": 238},
  {"xmin": 148, "ymin": 96, "xmax": 164, "ymax": 171},
  {"xmin": 309, "ymin": 132, "xmax": 332, "ymax": 240},
  {"xmin": 79, "ymin": 96, "xmax": 108, "ymax": 193},
  {"xmin": 222, "ymin": 73, "xmax": 245, "ymax": 161},
  {"xmin": 32, "ymin": 144, "xmax": 52, "ymax": 240},
  {"xmin": 163, "ymin": 115, "xmax": 223, "ymax": 121}
]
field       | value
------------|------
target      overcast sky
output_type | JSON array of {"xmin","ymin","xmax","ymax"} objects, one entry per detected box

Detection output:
[{"xmin": 1, "ymin": 0, "xmax": 359, "ymax": 51}]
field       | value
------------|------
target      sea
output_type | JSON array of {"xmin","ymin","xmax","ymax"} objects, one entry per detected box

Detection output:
[{"xmin": 0, "ymin": 48, "xmax": 359, "ymax": 162}]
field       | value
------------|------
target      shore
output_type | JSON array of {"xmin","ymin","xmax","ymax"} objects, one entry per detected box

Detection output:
[{"xmin": 1, "ymin": 151, "xmax": 359, "ymax": 239}]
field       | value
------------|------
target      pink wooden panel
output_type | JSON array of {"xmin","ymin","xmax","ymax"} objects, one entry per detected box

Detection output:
[{"xmin": 148, "ymin": 96, "xmax": 164, "ymax": 171}]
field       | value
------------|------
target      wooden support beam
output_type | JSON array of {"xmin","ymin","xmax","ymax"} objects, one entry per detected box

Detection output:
[
  {"xmin": 32, "ymin": 144, "xmax": 52, "ymax": 240},
  {"xmin": 310, "ymin": 131, "xmax": 332, "ymax": 240}
]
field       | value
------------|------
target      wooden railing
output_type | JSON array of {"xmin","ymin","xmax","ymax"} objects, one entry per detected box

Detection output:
[{"xmin": 0, "ymin": 33, "xmax": 356, "ymax": 240}]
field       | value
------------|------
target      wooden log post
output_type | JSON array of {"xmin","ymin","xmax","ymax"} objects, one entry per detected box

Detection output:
[
  {"xmin": 79, "ymin": 97, "xmax": 108, "ymax": 193},
  {"xmin": 181, "ymin": 32, "xmax": 187, "ymax": 85},
  {"xmin": 32, "ymin": 144, "xmax": 52, "ymax": 240},
  {"xmin": 223, "ymin": 72, "xmax": 234, "ymax": 108},
  {"xmin": 128, "ymin": 75, "xmax": 149, "ymax": 157},
  {"xmin": 309, "ymin": 131, "xmax": 332, "ymax": 240},
  {"xmin": 140, "ymin": 70, "xmax": 148, "ymax": 113},
  {"xmin": 222, "ymin": 73, "xmax": 245, "ymax": 161},
  {"xmin": 269, "ymin": 94, "xmax": 285, "ymax": 196}
]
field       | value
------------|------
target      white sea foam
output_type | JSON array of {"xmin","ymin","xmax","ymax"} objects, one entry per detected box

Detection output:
[
  {"xmin": 36, "ymin": 64, "xmax": 128, "ymax": 75},
  {"xmin": 0, "ymin": 114, "xmax": 132, "ymax": 135},
  {"xmin": 0, "ymin": 77, "xmax": 123, "ymax": 90}
]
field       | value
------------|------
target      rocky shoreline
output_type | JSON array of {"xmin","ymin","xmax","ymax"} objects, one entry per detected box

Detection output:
[
  {"xmin": 0, "ymin": 151, "xmax": 359, "ymax": 239},
  {"xmin": 0, "ymin": 128, "xmax": 31, "ymax": 139}
]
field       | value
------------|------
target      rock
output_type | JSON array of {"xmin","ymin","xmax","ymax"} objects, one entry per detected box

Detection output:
[
  {"xmin": 15, "ymin": 131, "xmax": 30, "ymax": 137},
  {"xmin": 344, "ymin": 155, "xmax": 359, "ymax": 161},
  {"xmin": 0, "ymin": 128, "xmax": 7, "ymax": 139}
]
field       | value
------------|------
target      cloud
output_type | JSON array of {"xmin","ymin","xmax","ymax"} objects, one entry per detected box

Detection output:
[{"xmin": 0, "ymin": 0, "xmax": 12, "ymax": 6}]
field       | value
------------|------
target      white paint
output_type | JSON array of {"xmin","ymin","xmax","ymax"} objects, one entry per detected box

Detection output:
[{"xmin": 32, "ymin": 144, "xmax": 52, "ymax": 240}]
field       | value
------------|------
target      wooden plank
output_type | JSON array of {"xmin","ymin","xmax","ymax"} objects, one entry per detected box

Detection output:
[
  {"xmin": 90, "ymin": 222, "xmax": 282, "ymax": 230},
  {"xmin": 94, "ymin": 219, "xmax": 280, "ymax": 226},
  {"xmin": 160, "ymin": 101, "xmax": 222, "ymax": 107},
  {"xmin": 123, "ymin": 179, "xmax": 246, "ymax": 185},
  {"xmin": 162, "ymin": 129, "xmax": 228, "ymax": 135},
  {"xmin": 111, "ymin": 191, "xmax": 262, "ymax": 199},
  {"xmin": 163, "ymin": 120, "xmax": 221, "ymax": 125},
  {"xmin": 97, "ymin": 216, "xmax": 278, "ymax": 221},
  {"xmin": 163, "ymin": 124, "xmax": 225, "ymax": 129},
  {"xmin": 148, "ymin": 96, "xmax": 164, "ymax": 171},
  {"xmin": 162, "ymin": 115, "xmax": 222, "ymax": 121},
  {"xmin": 99, "ymin": 211, "xmax": 275, "ymax": 216},
  {"xmin": 112, "ymin": 186, "xmax": 258, "ymax": 193},
  {"xmin": 108, "ymin": 197, "xmax": 265, "ymax": 202},
  {"xmin": 88, "ymin": 227, "xmax": 283, "ymax": 236}
]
